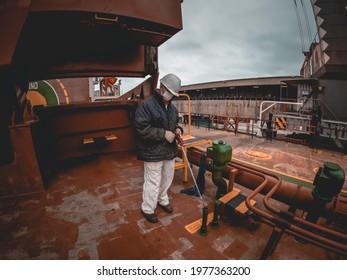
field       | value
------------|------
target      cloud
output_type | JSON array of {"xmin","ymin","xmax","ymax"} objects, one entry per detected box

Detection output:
[{"xmin": 121, "ymin": 0, "xmax": 316, "ymax": 93}]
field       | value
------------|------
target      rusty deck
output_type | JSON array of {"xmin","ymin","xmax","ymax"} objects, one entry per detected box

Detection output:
[{"xmin": 0, "ymin": 127, "xmax": 346, "ymax": 260}]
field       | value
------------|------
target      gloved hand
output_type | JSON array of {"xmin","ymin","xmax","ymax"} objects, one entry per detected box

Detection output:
[
  {"xmin": 164, "ymin": 130, "xmax": 176, "ymax": 143},
  {"xmin": 174, "ymin": 127, "xmax": 184, "ymax": 146},
  {"xmin": 175, "ymin": 128, "xmax": 182, "ymax": 136}
]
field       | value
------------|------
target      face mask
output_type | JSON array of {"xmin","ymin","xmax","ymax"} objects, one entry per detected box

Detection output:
[{"xmin": 162, "ymin": 89, "xmax": 173, "ymax": 101}]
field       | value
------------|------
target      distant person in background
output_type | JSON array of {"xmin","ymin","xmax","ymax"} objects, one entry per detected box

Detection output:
[
  {"xmin": 183, "ymin": 114, "xmax": 188, "ymax": 126},
  {"xmin": 135, "ymin": 73, "xmax": 184, "ymax": 223},
  {"xmin": 206, "ymin": 114, "xmax": 212, "ymax": 131},
  {"xmin": 266, "ymin": 113, "xmax": 273, "ymax": 141}
]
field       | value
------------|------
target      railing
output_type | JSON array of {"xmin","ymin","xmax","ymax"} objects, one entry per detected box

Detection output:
[
  {"xmin": 179, "ymin": 112, "xmax": 347, "ymax": 149},
  {"xmin": 320, "ymin": 119, "xmax": 347, "ymax": 141}
]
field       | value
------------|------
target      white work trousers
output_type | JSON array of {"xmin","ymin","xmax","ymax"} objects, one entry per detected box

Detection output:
[{"xmin": 142, "ymin": 159, "xmax": 175, "ymax": 214}]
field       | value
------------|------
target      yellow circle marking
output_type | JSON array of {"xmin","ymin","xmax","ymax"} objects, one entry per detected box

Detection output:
[{"xmin": 243, "ymin": 150, "xmax": 272, "ymax": 160}]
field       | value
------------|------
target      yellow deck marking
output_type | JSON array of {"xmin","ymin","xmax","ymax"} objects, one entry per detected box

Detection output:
[
  {"xmin": 218, "ymin": 188, "xmax": 241, "ymax": 204},
  {"xmin": 185, "ymin": 212, "xmax": 215, "ymax": 234},
  {"xmin": 219, "ymin": 187, "xmax": 257, "ymax": 214},
  {"xmin": 184, "ymin": 187, "xmax": 256, "ymax": 233},
  {"xmin": 236, "ymin": 200, "xmax": 256, "ymax": 214},
  {"xmin": 244, "ymin": 150, "xmax": 272, "ymax": 159}
]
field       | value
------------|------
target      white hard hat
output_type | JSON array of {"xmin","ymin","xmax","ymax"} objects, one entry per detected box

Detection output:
[{"xmin": 160, "ymin": 73, "xmax": 181, "ymax": 97}]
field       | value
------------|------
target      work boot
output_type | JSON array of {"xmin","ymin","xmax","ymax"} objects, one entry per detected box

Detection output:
[
  {"xmin": 141, "ymin": 210, "xmax": 158, "ymax": 223},
  {"xmin": 158, "ymin": 203, "xmax": 173, "ymax": 213}
]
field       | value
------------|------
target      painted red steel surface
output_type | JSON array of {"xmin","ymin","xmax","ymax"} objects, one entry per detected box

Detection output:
[{"xmin": 0, "ymin": 0, "xmax": 182, "ymax": 79}]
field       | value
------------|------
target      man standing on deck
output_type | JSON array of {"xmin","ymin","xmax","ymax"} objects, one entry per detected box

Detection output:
[{"xmin": 135, "ymin": 73, "xmax": 183, "ymax": 223}]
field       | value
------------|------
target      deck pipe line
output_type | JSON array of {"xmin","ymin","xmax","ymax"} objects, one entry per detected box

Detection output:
[
  {"xmin": 189, "ymin": 145, "xmax": 347, "ymax": 221},
  {"xmin": 259, "ymin": 218, "xmax": 347, "ymax": 256},
  {"xmin": 228, "ymin": 160, "xmax": 347, "ymax": 254},
  {"xmin": 231, "ymin": 160, "xmax": 347, "ymax": 244},
  {"xmin": 186, "ymin": 146, "xmax": 347, "ymax": 217},
  {"xmin": 225, "ymin": 160, "xmax": 347, "ymax": 255},
  {"xmin": 184, "ymin": 146, "xmax": 347, "ymax": 255},
  {"xmin": 239, "ymin": 163, "xmax": 347, "ymax": 255}
]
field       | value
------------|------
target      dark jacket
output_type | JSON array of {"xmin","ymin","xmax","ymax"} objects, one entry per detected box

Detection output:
[{"xmin": 135, "ymin": 90, "xmax": 179, "ymax": 162}]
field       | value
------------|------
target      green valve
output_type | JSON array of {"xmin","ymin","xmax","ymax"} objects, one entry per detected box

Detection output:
[
  {"xmin": 207, "ymin": 140, "xmax": 232, "ymax": 198},
  {"xmin": 206, "ymin": 140, "xmax": 232, "ymax": 166},
  {"xmin": 312, "ymin": 162, "xmax": 345, "ymax": 202}
]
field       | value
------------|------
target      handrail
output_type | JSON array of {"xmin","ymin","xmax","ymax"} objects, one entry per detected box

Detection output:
[
  {"xmin": 259, "ymin": 101, "xmax": 303, "ymax": 128},
  {"xmin": 178, "ymin": 93, "xmax": 191, "ymax": 136}
]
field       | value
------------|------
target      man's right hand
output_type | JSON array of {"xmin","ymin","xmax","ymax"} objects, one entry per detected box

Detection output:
[{"xmin": 164, "ymin": 131, "xmax": 175, "ymax": 143}]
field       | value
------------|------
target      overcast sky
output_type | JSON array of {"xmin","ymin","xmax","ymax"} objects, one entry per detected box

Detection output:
[{"xmin": 121, "ymin": 0, "xmax": 317, "ymax": 93}]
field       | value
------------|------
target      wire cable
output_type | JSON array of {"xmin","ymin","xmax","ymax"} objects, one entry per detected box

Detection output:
[
  {"xmin": 301, "ymin": 0, "xmax": 313, "ymax": 47},
  {"xmin": 293, "ymin": 0, "xmax": 305, "ymax": 52}
]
